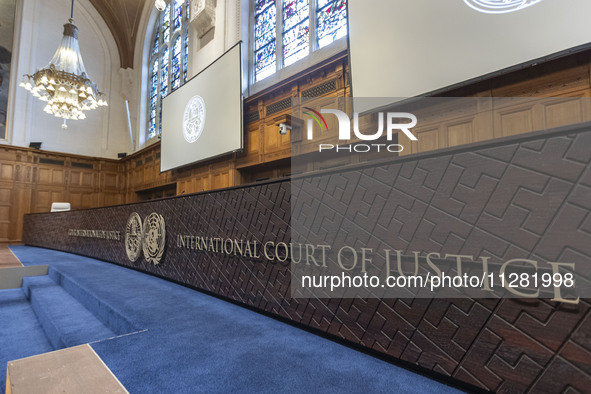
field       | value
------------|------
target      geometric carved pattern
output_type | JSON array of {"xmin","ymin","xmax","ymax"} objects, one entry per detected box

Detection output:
[
  {"xmin": 245, "ymin": 111, "xmax": 260, "ymax": 124},
  {"xmin": 23, "ymin": 123, "xmax": 591, "ymax": 392},
  {"xmin": 266, "ymin": 98, "xmax": 292, "ymax": 116},
  {"xmin": 301, "ymin": 79, "xmax": 337, "ymax": 98}
]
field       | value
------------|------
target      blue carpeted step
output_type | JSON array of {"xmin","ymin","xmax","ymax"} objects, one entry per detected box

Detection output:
[
  {"xmin": 48, "ymin": 267, "xmax": 138, "ymax": 335},
  {"xmin": 0, "ymin": 288, "xmax": 54, "ymax": 355},
  {"xmin": 0, "ymin": 288, "xmax": 54, "ymax": 390},
  {"xmin": 22, "ymin": 275, "xmax": 117, "ymax": 350}
]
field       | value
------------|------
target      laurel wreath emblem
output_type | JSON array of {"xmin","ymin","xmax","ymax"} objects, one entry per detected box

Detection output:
[
  {"xmin": 142, "ymin": 212, "xmax": 166, "ymax": 265},
  {"xmin": 183, "ymin": 95, "xmax": 206, "ymax": 143},
  {"xmin": 124, "ymin": 212, "xmax": 166, "ymax": 265},
  {"xmin": 125, "ymin": 212, "xmax": 143, "ymax": 262}
]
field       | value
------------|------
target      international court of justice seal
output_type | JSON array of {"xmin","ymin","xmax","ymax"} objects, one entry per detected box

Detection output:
[
  {"xmin": 142, "ymin": 212, "xmax": 166, "ymax": 265},
  {"xmin": 463, "ymin": 0, "xmax": 544, "ymax": 13},
  {"xmin": 125, "ymin": 212, "xmax": 143, "ymax": 262},
  {"xmin": 183, "ymin": 95, "xmax": 206, "ymax": 143}
]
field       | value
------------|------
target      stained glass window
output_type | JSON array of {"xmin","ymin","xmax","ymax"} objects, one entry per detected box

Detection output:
[
  {"xmin": 159, "ymin": 100, "xmax": 163, "ymax": 134},
  {"xmin": 173, "ymin": 1, "xmax": 182, "ymax": 32},
  {"xmin": 254, "ymin": 0, "xmax": 276, "ymax": 81},
  {"xmin": 147, "ymin": 1, "xmax": 190, "ymax": 140},
  {"xmin": 149, "ymin": 59, "xmax": 159, "ymax": 138},
  {"xmin": 317, "ymin": 0, "xmax": 347, "ymax": 49},
  {"xmin": 163, "ymin": 4, "xmax": 171, "ymax": 42},
  {"xmin": 183, "ymin": 31, "xmax": 189, "ymax": 83},
  {"xmin": 283, "ymin": 0, "xmax": 309, "ymax": 66},
  {"xmin": 253, "ymin": 0, "xmax": 348, "ymax": 82},
  {"xmin": 171, "ymin": 36, "xmax": 181, "ymax": 90},
  {"xmin": 152, "ymin": 31, "xmax": 159, "ymax": 57},
  {"xmin": 161, "ymin": 46, "xmax": 169, "ymax": 98}
]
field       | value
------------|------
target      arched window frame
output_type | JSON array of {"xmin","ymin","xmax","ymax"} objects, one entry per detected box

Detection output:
[
  {"xmin": 147, "ymin": 0, "xmax": 191, "ymax": 141},
  {"xmin": 250, "ymin": 0, "xmax": 348, "ymax": 94}
]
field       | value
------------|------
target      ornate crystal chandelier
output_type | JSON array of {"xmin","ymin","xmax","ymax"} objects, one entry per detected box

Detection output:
[
  {"xmin": 19, "ymin": 0, "xmax": 107, "ymax": 122},
  {"xmin": 155, "ymin": 0, "xmax": 166, "ymax": 12}
]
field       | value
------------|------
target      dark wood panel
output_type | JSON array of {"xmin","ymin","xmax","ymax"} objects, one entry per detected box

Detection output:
[{"xmin": 0, "ymin": 146, "xmax": 124, "ymax": 243}]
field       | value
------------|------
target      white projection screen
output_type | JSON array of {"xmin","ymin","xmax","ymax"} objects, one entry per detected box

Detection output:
[
  {"xmin": 348, "ymin": 0, "xmax": 591, "ymax": 102},
  {"xmin": 161, "ymin": 44, "xmax": 242, "ymax": 172}
]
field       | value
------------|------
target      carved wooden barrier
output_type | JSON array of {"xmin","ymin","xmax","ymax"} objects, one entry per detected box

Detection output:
[{"xmin": 24, "ymin": 122, "xmax": 591, "ymax": 392}]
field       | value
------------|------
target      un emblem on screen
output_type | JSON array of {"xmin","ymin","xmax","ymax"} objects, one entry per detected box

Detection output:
[
  {"xmin": 183, "ymin": 95, "xmax": 206, "ymax": 143},
  {"xmin": 125, "ymin": 212, "xmax": 166, "ymax": 265}
]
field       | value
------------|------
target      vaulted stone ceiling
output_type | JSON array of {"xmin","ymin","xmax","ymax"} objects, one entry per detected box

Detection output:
[{"xmin": 89, "ymin": 0, "xmax": 148, "ymax": 69}]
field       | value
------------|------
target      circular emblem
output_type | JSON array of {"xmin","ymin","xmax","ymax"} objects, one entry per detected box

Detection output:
[
  {"xmin": 183, "ymin": 95, "xmax": 206, "ymax": 143},
  {"xmin": 125, "ymin": 212, "xmax": 143, "ymax": 262},
  {"xmin": 142, "ymin": 212, "xmax": 166, "ymax": 265},
  {"xmin": 463, "ymin": 0, "xmax": 544, "ymax": 13}
]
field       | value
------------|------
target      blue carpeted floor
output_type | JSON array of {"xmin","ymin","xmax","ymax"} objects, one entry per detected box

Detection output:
[
  {"xmin": 0, "ymin": 289, "xmax": 53, "ymax": 373},
  {"xmin": 2, "ymin": 245, "xmax": 463, "ymax": 393}
]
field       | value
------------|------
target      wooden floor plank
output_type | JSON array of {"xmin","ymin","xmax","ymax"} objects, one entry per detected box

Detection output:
[
  {"xmin": 6, "ymin": 344, "xmax": 128, "ymax": 394},
  {"xmin": 0, "ymin": 245, "xmax": 23, "ymax": 268}
]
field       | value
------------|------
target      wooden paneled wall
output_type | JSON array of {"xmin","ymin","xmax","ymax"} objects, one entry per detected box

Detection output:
[
  {"xmin": 396, "ymin": 95, "xmax": 591, "ymax": 155},
  {"xmin": 4, "ymin": 49, "xmax": 591, "ymax": 242},
  {"xmin": 0, "ymin": 146, "xmax": 124, "ymax": 243}
]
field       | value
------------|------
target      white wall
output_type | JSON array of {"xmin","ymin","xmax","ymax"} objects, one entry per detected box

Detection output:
[
  {"xmin": 5, "ymin": 0, "xmax": 247, "ymax": 157},
  {"xmin": 5, "ymin": 0, "xmax": 131, "ymax": 158}
]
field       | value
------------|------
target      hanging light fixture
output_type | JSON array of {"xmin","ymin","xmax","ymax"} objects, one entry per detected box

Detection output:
[
  {"xmin": 155, "ymin": 0, "xmax": 166, "ymax": 11},
  {"xmin": 19, "ymin": 0, "xmax": 107, "ymax": 122}
]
